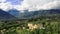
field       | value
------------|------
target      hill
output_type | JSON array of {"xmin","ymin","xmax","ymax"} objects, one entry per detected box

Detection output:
[{"xmin": 0, "ymin": 9, "xmax": 17, "ymax": 21}]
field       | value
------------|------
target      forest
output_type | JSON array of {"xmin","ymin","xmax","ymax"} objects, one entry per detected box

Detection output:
[{"xmin": 0, "ymin": 15, "xmax": 60, "ymax": 34}]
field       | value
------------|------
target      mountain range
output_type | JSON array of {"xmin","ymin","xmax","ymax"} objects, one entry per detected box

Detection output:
[
  {"xmin": 7, "ymin": 9, "xmax": 60, "ymax": 19},
  {"xmin": 0, "ymin": 9, "xmax": 60, "ymax": 20}
]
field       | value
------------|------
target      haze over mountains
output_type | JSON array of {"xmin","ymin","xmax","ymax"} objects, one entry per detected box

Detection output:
[
  {"xmin": 0, "ymin": 8, "xmax": 60, "ymax": 20},
  {"xmin": 6, "ymin": 9, "xmax": 60, "ymax": 19}
]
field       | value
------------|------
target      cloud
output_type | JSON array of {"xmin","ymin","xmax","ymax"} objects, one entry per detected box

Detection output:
[
  {"xmin": 0, "ymin": 2, "xmax": 13, "ymax": 11},
  {"xmin": 40, "ymin": 1, "xmax": 59, "ymax": 10},
  {"xmin": 14, "ymin": 0, "xmax": 60, "ymax": 11},
  {"xmin": 0, "ymin": 0, "xmax": 60, "ymax": 12},
  {"xmin": 0, "ymin": 0, "xmax": 6, "ymax": 2},
  {"xmin": 0, "ymin": 0, "xmax": 12, "ymax": 11}
]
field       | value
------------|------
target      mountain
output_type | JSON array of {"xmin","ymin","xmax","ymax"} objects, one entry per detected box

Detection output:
[
  {"xmin": 7, "ymin": 9, "xmax": 19, "ymax": 17},
  {"xmin": 0, "ymin": 9, "xmax": 17, "ymax": 21},
  {"xmin": 0, "ymin": 9, "xmax": 60, "ymax": 21},
  {"xmin": 7, "ymin": 9, "xmax": 31, "ymax": 19},
  {"xmin": 7, "ymin": 9, "xmax": 60, "ymax": 19},
  {"xmin": 18, "ymin": 9, "xmax": 60, "ymax": 19}
]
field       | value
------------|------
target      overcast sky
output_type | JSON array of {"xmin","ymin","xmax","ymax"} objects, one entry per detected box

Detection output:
[{"xmin": 0, "ymin": 0, "xmax": 60, "ymax": 12}]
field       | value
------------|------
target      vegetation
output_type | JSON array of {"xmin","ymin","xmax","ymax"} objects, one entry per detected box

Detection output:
[{"xmin": 0, "ymin": 15, "xmax": 59, "ymax": 34}]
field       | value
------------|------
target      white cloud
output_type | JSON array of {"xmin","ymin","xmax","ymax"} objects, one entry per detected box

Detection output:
[
  {"xmin": 0, "ymin": 0, "xmax": 60, "ymax": 12},
  {"xmin": 0, "ymin": 0, "xmax": 6, "ymax": 2},
  {"xmin": 14, "ymin": 0, "xmax": 60, "ymax": 11},
  {"xmin": 40, "ymin": 1, "xmax": 59, "ymax": 9},
  {"xmin": 0, "ymin": 2, "xmax": 13, "ymax": 11}
]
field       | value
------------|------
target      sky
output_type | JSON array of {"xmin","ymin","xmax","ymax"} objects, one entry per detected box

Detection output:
[
  {"xmin": 0, "ymin": 0, "xmax": 60, "ymax": 12},
  {"xmin": 5, "ymin": 0, "xmax": 23, "ymax": 5}
]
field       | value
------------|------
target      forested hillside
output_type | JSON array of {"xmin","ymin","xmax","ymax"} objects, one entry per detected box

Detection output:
[{"xmin": 0, "ymin": 14, "xmax": 60, "ymax": 34}]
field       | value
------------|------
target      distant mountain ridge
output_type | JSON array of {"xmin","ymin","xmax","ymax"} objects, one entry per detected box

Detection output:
[
  {"xmin": 7, "ymin": 9, "xmax": 60, "ymax": 19},
  {"xmin": 7, "ymin": 9, "xmax": 19, "ymax": 17},
  {"xmin": 0, "ymin": 9, "xmax": 60, "ymax": 20},
  {"xmin": 0, "ymin": 9, "xmax": 17, "ymax": 21}
]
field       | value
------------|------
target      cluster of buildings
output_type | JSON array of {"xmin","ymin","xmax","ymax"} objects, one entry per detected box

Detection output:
[{"xmin": 28, "ymin": 23, "xmax": 45, "ymax": 30}]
